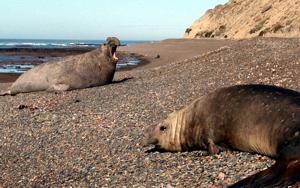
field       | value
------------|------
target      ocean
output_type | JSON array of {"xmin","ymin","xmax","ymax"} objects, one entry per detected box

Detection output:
[
  {"xmin": 0, "ymin": 38, "xmax": 151, "ymax": 49},
  {"xmin": 0, "ymin": 38, "xmax": 154, "ymax": 73}
]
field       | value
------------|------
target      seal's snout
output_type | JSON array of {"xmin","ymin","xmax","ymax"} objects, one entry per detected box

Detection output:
[
  {"xmin": 141, "ymin": 133, "xmax": 150, "ymax": 147},
  {"xmin": 141, "ymin": 136, "xmax": 159, "ymax": 147},
  {"xmin": 141, "ymin": 125, "xmax": 159, "ymax": 147},
  {"xmin": 106, "ymin": 37, "xmax": 120, "ymax": 60}
]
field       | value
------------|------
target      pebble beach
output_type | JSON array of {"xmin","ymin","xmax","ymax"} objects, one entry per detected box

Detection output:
[{"xmin": 1, "ymin": 37, "xmax": 300, "ymax": 187}]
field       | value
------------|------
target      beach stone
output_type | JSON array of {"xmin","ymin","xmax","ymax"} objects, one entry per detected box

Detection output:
[{"xmin": 1, "ymin": 37, "xmax": 300, "ymax": 187}]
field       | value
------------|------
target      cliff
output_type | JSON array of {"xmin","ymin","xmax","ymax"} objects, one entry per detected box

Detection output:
[{"xmin": 184, "ymin": 0, "xmax": 300, "ymax": 39}]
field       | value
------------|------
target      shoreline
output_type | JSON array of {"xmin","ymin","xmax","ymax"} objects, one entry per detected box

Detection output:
[
  {"xmin": 0, "ymin": 49, "xmax": 151, "ymax": 83},
  {"xmin": 0, "ymin": 38, "xmax": 236, "ymax": 83}
]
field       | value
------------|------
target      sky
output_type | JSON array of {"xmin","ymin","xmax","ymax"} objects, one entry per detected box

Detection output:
[{"xmin": 0, "ymin": 0, "xmax": 228, "ymax": 41}]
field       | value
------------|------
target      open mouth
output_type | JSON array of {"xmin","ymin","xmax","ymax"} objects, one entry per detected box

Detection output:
[{"xmin": 111, "ymin": 46, "xmax": 118, "ymax": 60}]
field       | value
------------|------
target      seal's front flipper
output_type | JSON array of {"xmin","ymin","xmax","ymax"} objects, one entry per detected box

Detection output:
[
  {"xmin": 229, "ymin": 156, "xmax": 300, "ymax": 188},
  {"xmin": 47, "ymin": 84, "xmax": 72, "ymax": 93}
]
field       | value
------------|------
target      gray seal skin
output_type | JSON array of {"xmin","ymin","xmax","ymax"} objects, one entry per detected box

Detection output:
[
  {"xmin": 0, "ymin": 37, "xmax": 120, "ymax": 95},
  {"xmin": 141, "ymin": 84, "xmax": 300, "ymax": 188}
]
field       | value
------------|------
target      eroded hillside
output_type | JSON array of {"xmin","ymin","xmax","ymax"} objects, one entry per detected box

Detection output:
[{"xmin": 184, "ymin": 0, "xmax": 300, "ymax": 39}]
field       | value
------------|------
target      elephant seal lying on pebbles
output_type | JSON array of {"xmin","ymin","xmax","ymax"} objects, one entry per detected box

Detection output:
[
  {"xmin": 0, "ymin": 37, "xmax": 120, "ymax": 95},
  {"xmin": 141, "ymin": 84, "xmax": 300, "ymax": 187}
]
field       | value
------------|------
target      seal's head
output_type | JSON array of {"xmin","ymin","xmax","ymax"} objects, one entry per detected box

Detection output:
[
  {"xmin": 141, "ymin": 110, "xmax": 186, "ymax": 152},
  {"xmin": 105, "ymin": 37, "xmax": 121, "ymax": 64}
]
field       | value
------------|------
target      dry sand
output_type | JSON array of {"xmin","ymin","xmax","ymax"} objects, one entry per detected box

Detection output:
[{"xmin": 118, "ymin": 38, "xmax": 236, "ymax": 70}]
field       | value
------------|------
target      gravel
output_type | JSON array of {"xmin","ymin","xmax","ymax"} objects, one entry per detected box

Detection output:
[{"xmin": 1, "ymin": 37, "xmax": 300, "ymax": 187}]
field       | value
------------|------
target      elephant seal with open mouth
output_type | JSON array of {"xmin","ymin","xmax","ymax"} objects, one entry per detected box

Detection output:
[
  {"xmin": 0, "ymin": 37, "xmax": 120, "ymax": 95},
  {"xmin": 141, "ymin": 84, "xmax": 300, "ymax": 187}
]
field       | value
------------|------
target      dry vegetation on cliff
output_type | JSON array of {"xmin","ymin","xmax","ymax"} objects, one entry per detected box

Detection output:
[{"xmin": 184, "ymin": 0, "xmax": 300, "ymax": 39}]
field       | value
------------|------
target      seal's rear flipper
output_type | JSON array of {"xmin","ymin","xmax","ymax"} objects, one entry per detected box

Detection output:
[
  {"xmin": 0, "ymin": 90, "xmax": 10, "ymax": 96},
  {"xmin": 0, "ymin": 83, "xmax": 13, "ymax": 96},
  {"xmin": 229, "ymin": 156, "xmax": 300, "ymax": 188}
]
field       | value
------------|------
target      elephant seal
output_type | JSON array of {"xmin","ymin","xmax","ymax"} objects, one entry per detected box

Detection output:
[
  {"xmin": 0, "ymin": 37, "xmax": 120, "ymax": 95},
  {"xmin": 141, "ymin": 84, "xmax": 300, "ymax": 187}
]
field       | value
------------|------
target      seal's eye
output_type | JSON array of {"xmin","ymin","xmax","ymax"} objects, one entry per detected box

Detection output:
[{"xmin": 160, "ymin": 126, "xmax": 167, "ymax": 131}]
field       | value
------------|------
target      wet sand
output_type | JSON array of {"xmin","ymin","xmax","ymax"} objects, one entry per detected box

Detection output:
[{"xmin": 0, "ymin": 47, "xmax": 94, "ymax": 83}]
